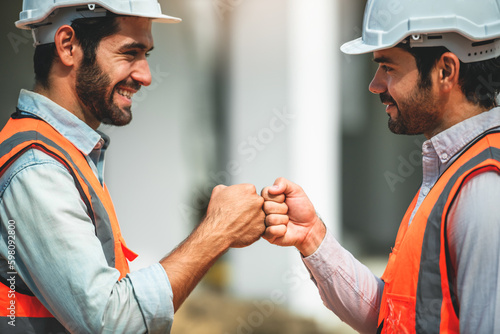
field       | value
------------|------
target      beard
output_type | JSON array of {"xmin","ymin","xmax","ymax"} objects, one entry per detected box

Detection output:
[
  {"xmin": 76, "ymin": 59, "xmax": 140, "ymax": 126},
  {"xmin": 380, "ymin": 82, "xmax": 440, "ymax": 136}
]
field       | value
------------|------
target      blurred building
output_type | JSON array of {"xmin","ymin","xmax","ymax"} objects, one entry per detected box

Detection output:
[{"xmin": 0, "ymin": 0, "xmax": 423, "ymax": 332}]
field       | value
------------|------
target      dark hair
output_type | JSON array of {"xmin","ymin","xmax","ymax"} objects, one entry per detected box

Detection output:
[
  {"xmin": 33, "ymin": 15, "xmax": 119, "ymax": 88},
  {"xmin": 399, "ymin": 40, "xmax": 500, "ymax": 109}
]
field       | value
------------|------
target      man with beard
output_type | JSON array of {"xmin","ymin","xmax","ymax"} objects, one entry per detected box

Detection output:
[
  {"xmin": 262, "ymin": 1, "xmax": 500, "ymax": 333},
  {"xmin": 0, "ymin": 1, "xmax": 265, "ymax": 333}
]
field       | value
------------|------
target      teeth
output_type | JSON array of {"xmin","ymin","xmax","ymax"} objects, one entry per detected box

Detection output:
[{"xmin": 117, "ymin": 89, "xmax": 134, "ymax": 99}]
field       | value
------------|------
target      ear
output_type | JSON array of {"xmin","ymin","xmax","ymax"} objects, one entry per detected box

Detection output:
[
  {"xmin": 54, "ymin": 25, "xmax": 79, "ymax": 67},
  {"xmin": 437, "ymin": 52, "xmax": 461, "ymax": 93}
]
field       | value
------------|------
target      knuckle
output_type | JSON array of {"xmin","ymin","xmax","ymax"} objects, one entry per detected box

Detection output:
[
  {"xmin": 267, "ymin": 214, "xmax": 286, "ymax": 226},
  {"xmin": 266, "ymin": 215, "xmax": 276, "ymax": 226},
  {"xmin": 213, "ymin": 184, "xmax": 226, "ymax": 192},
  {"xmin": 280, "ymin": 202, "xmax": 289, "ymax": 213},
  {"xmin": 257, "ymin": 196, "xmax": 265, "ymax": 206},
  {"xmin": 246, "ymin": 184, "xmax": 257, "ymax": 192},
  {"xmin": 275, "ymin": 193, "xmax": 286, "ymax": 202},
  {"xmin": 258, "ymin": 211, "xmax": 266, "ymax": 220},
  {"xmin": 263, "ymin": 201, "xmax": 273, "ymax": 212}
]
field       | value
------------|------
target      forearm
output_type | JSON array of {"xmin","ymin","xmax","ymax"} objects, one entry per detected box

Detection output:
[
  {"xmin": 302, "ymin": 231, "xmax": 383, "ymax": 333},
  {"xmin": 160, "ymin": 217, "xmax": 229, "ymax": 311}
]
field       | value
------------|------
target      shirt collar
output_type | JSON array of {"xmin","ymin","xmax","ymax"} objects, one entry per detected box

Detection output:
[
  {"xmin": 426, "ymin": 107, "xmax": 500, "ymax": 164},
  {"xmin": 16, "ymin": 89, "xmax": 106, "ymax": 155}
]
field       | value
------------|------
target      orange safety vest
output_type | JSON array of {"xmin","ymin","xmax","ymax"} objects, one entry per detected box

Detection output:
[
  {"xmin": 377, "ymin": 131, "xmax": 500, "ymax": 334},
  {"xmin": 0, "ymin": 113, "xmax": 138, "ymax": 333}
]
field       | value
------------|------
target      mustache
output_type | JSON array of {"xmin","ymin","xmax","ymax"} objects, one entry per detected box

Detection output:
[
  {"xmin": 380, "ymin": 92, "xmax": 396, "ymax": 105},
  {"xmin": 116, "ymin": 79, "xmax": 142, "ymax": 92}
]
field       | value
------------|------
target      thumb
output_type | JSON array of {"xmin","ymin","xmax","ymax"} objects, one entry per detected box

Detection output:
[{"xmin": 269, "ymin": 177, "xmax": 295, "ymax": 196}]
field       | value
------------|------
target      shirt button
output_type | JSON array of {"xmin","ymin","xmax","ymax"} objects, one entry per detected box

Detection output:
[
  {"xmin": 441, "ymin": 153, "xmax": 449, "ymax": 161},
  {"xmin": 94, "ymin": 139, "xmax": 104, "ymax": 150},
  {"xmin": 422, "ymin": 187, "xmax": 429, "ymax": 196}
]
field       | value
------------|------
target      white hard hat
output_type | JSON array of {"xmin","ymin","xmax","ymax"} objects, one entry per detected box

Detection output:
[
  {"xmin": 341, "ymin": 0, "xmax": 500, "ymax": 63},
  {"xmin": 16, "ymin": 0, "xmax": 182, "ymax": 46}
]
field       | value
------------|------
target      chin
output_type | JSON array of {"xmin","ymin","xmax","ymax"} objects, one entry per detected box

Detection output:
[{"xmin": 100, "ymin": 108, "xmax": 133, "ymax": 126}]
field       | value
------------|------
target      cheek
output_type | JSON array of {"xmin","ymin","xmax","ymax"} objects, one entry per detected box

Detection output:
[
  {"xmin": 387, "ymin": 77, "xmax": 416, "ymax": 102},
  {"xmin": 112, "ymin": 66, "xmax": 133, "ymax": 85},
  {"xmin": 102, "ymin": 59, "xmax": 129, "ymax": 81}
]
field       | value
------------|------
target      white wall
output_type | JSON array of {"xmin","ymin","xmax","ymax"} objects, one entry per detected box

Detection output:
[{"xmin": 225, "ymin": 0, "xmax": 342, "ymax": 328}]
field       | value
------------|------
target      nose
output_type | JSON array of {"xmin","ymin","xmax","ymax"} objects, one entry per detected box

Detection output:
[
  {"xmin": 131, "ymin": 59, "xmax": 152, "ymax": 87},
  {"xmin": 369, "ymin": 67, "xmax": 387, "ymax": 95}
]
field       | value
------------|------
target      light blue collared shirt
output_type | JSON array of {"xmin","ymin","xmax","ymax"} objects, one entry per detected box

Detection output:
[
  {"xmin": 0, "ymin": 90, "xmax": 174, "ymax": 333},
  {"xmin": 303, "ymin": 108, "xmax": 500, "ymax": 333}
]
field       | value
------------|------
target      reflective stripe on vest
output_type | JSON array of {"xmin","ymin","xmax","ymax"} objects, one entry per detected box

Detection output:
[
  {"xmin": 377, "ymin": 131, "xmax": 500, "ymax": 334},
  {"xmin": 0, "ymin": 116, "xmax": 137, "ymax": 332}
]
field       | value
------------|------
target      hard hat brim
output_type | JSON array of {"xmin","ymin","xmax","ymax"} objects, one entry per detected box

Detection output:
[
  {"xmin": 15, "ymin": 13, "xmax": 182, "ymax": 29},
  {"xmin": 139, "ymin": 14, "xmax": 181, "ymax": 24},
  {"xmin": 340, "ymin": 37, "xmax": 386, "ymax": 55}
]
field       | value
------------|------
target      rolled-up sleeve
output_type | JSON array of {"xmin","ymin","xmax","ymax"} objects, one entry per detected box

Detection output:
[
  {"xmin": 0, "ymin": 149, "xmax": 174, "ymax": 333},
  {"xmin": 126, "ymin": 264, "xmax": 174, "ymax": 333}
]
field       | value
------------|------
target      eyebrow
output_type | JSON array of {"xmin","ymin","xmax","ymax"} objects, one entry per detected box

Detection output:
[
  {"xmin": 373, "ymin": 56, "xmax": 395, "ymax": 64},
  {"xmin": 120, "ymin": 42, "xmax": 154, "ymax": 53}
]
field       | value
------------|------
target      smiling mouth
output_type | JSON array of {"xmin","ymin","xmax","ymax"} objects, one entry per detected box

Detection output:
[
  {"xmin": 385, "ymin": 104, "xmax": 397, "ymax": 115},
  {"xmin": 379, "ymin": 93, "xmax": 397, "ymax": 112},
  {"xmin": 116, "ymin": 88, "xmax": 136, "ymax": 100}
]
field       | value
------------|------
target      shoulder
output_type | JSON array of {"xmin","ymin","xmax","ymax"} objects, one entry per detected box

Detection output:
[
  {"xmin": 447, "ymin": 170, "xmax": 500, "ymax": 265},
  {"xmin": 453, "ymin": 169, "xmax": 500, "ymax": 208},
  {"xmin": 0, "ymin": 148, "xmax": 72, "ymax": 198},
  {"xmin": 449, "ymin": 170, "xmax": 500, "ymax": 226}
]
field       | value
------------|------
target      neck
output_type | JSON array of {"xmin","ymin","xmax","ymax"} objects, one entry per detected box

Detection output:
[
  {"xmin": 424, "ymin": 92, "xmax": 490, "ymax": 139},
  {"xmin": 34, "ymin": 81, "xmax": 101, "ymax": 130}
]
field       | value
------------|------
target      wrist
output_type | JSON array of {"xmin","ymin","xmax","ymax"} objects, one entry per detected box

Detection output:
[
  {"xmin": 297, "ymin": 216, "xmax": 327, "ymax": 257},
  {"xmin": 198, "ymin": 216, "xmax": 232, "ymax": 252}
]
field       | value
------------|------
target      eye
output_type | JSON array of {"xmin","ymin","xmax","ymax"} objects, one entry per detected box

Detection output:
[
  {"xmin": 123, "ymin": 50, "xmax": 138, "ymax": 57},
  {"xmin": 381, "ymin": 65, "xmax": 393, "ymax": 73},
  {"xmin": 123, "ymin": 50, "xmax": 151, "ymax": 59}
]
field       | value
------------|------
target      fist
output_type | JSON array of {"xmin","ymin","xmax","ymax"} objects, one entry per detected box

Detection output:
[
  {"xmin": 205, "ymin": 184, "xmax": 265, "ymax": 248},
  {"xmin": 261, "ymin": 177, "xmax": 325, "ymax": 255}
]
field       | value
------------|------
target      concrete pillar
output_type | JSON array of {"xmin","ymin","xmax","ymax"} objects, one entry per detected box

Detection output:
[{"xmin": 287, "ymin": 0, "xmax": 342, "ymax": 326}]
